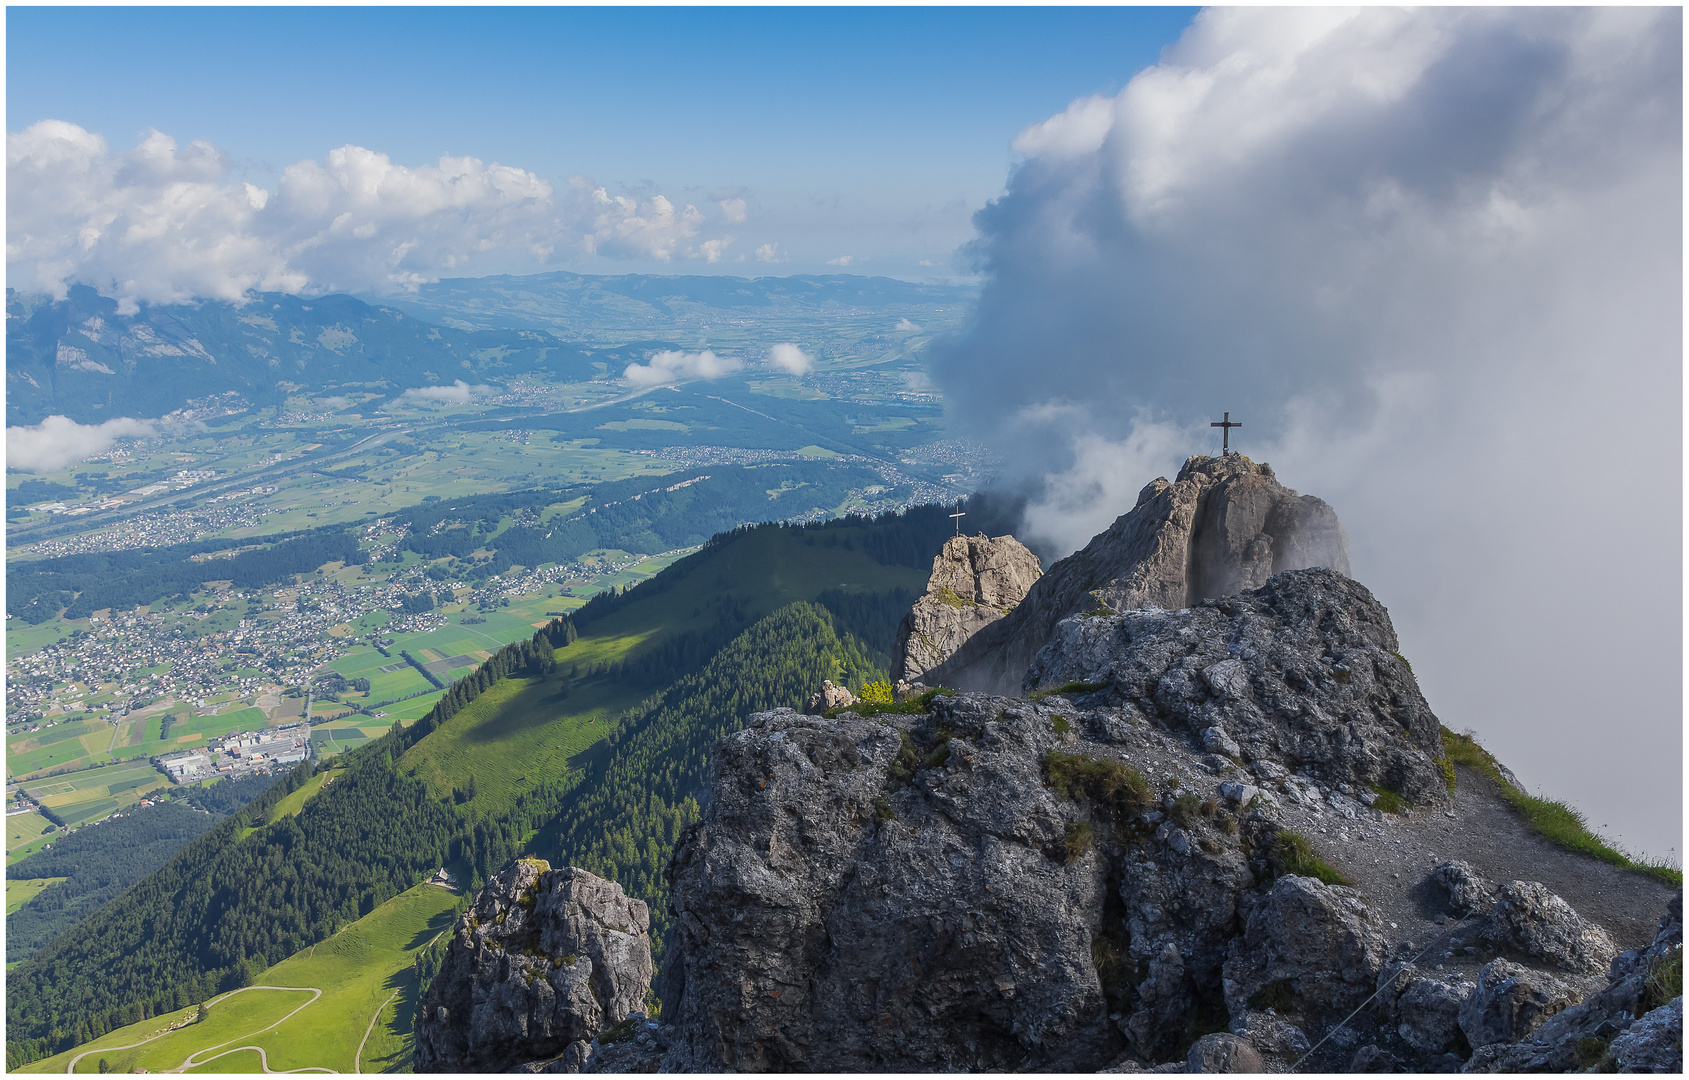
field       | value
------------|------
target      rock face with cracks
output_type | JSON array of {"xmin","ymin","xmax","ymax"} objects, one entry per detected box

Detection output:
[
  {"xmin": 656, "ymin": 569, "xmax": 1456, "ymax": 1072},
  {"xmin": 1027, "ymin": 568, "xmax": 1450, "ymax": 808},
  {"xmin": 413, "ymin": 861, "xmax": 652, "ymax": 1073},
  {"xmin": 927, "ymin": 454, "xmax": 1350, "ymax": 695},
  {"xmin": 891, "ymin": 532, "xmax": 1043, "ymax": 684}
]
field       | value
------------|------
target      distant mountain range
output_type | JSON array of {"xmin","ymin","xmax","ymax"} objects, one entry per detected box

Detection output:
[
  {"xmin": 4, "ymin": 285, "xmax": 625, "ymax": 427},
  {"xmin": 6, "ymin": 273, "xmax": 976, "ymax": 427},
  {"xmin": 365, "ymin": 271, "xmax": 977, "ymax": 341}
]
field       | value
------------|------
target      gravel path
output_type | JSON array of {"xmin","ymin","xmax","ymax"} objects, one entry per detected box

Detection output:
[{"xmin": 1285, "ymin": 763, "xmax": 1677, "ymax": 981}]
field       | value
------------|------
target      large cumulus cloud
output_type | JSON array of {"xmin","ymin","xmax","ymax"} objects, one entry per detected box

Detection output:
[
  {"xmin": 937, "ymin": 9, "xmax": 1681, "ymax": 855},
  {"xmin": 7, "ymin": 122, "xmax": 737, "ymax": 309}
]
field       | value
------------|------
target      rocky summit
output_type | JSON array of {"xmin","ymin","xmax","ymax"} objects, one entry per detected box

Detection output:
[
  {"xmin": 891, "ymin": 531, "xmax": 1043, "ymax": 685},
  {"xmin": 927, "ymin": 454, "xmax": 1351, "ymax": 695},
  {"xmin": 413, "ymin": 862, "xmax": 652, "ymax": 1073}
]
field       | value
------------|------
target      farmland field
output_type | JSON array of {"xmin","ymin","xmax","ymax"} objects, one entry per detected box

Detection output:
[
  {"xmin": 24, "ymin": 761, "xmax": 170, "ymax": 826},
  {"xmin": 6, "ymin": 811, "xmax": 56, "ymax": 864}
]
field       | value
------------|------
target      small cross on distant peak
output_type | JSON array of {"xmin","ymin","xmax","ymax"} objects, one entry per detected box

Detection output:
[
  {"xmin": 1211, "ymin": 412, "xmax": 1241, "ymax": 455},
  {"xmin": 950, "ymin": 501, "xmax": 966, "ymax": 537}
]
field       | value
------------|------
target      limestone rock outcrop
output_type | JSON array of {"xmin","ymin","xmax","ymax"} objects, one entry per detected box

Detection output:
[
  {"xmin": 414, "ymin": 861, "xmax": 652, "ymax": 1073},
  {"xmin": 1025, "ymin": 568, "xmax": 1450, "ymax": 807},
  {"xmin": 1221, "ymin": 874, "xmax": 1392, "ymax": 1025},
  {"xmin": 891, "ymin": 532, "xmax": 1043, "ymax": 684},
  {"xmin": 655, "ymin": 568, "xmax": 1449, "ymax": 1072},
  {"xmin": 801, "ymin": 679, "xmax": 856, "ymax": 715},
  {"xmin": 1483, "ymin": 879, "xmax": 1618, "ymax": 975},
  {"xmin": 926, "ymin": 454, "xmax": 1350, "ymax": 695}
]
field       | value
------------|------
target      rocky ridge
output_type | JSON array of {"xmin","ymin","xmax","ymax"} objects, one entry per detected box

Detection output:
[
  {"xmin": 927, "ymin": 454, "xmax": 1350, "ymax": 695},
  {"xmin": 418, "ymin": 570, "xmax": 1678, "ymax": 1073},
  {"xmin": 415, "ymin": 463, "xmax": 1678, "ymax": 1074}
]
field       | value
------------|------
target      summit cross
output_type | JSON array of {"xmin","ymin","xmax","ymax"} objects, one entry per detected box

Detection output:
[
  {"xmin": 950, "ymin": 502, "xmax": 966, "ymax": 537},
  {"xmin": 1211, "ymin": 412, "xmax": 1242, "ymax": 455}
]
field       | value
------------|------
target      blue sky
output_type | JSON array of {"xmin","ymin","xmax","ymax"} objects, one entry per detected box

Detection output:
[{"xmin": 7, "ymin": 6, "xmax": 1196, "ymax": 281}]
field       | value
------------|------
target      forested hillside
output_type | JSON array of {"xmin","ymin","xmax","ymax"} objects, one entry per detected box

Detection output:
[
  {"xmin": 5, "ymin": 504, "xmax": 954, "ymax": 1068},
  {"xmin": 5, "ymin": 774, "xmax": 276, "ymax": 963}
]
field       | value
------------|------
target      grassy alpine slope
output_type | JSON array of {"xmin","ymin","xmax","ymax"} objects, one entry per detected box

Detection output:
[
  {"xmin": 15, "ymin": 881, "xmax": 459, "ymax": 1074},
  {"xmin": 5, "ymin": 506, "xmax": 952, "ymax": 1068}
]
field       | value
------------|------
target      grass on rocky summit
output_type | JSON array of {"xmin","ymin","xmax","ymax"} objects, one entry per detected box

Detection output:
[
  {"xmin": 1043, "ymin": 751, "xmax": 1153, "ymax": 820},
  {"xmin": 1028, "ymin": 680, "xmax": 1111, "ymax": 702},
  {"xmin": 1440, "ymin": 727, "xmax": 1681, "ymax": 888},
  {"xmin": 1268, "ymin": 829, "xmax": 1350, "ymax": 887},
  {"xmin": 1641, "ymin": 949, "xmax": 1682, "ymax": 1014},
  {"xmin": 825, "ymin": 686, "xmax": 954, "ymax": 720}
]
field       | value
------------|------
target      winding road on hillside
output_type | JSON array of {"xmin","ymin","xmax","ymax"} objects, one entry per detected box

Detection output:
[
  {"xmin": 63, "ymin": 985, "xmax": 322, "ymax": 1074},
  {"xmin": 353, "ymin": 988, "xmax": 401, "ymax": 1073}
]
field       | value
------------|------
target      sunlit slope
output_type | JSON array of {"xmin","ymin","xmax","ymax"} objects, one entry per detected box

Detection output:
[
  {"xmin": 578, "ymin": 519, "xmax": 926, "ymax": 655},
  {"xmin": 17, "ymin": 881, "xmax": 457, "ymax": 1074},
  {"xmin": 400, "ymin": 519, "xmax": 927, "ymax": 822}
]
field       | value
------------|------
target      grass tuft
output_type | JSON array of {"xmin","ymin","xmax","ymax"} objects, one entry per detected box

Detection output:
[
  {"xmin": 1052, "ymin": 715, "xmax": 1072, "ymax": 735},
  {"xmin": 1641, "ymin": 950, "xmax": 1682, "ymax": 1014},
  {"xmin": 828, "ymin": 686, "xmax": 954, "ymax": 719},
  {"xmin": 1268, "ymin": 830, "xmax": 1350, "ymax": 886},
  {"xmin": 1043, "ymin": 751, "xmax": 1152, "ymax": 819},
  {"xmin": 1170, "ymin": 793, "xmax": 1202, "ymax": 828},
  {"xmin": 1055, "ymin": 821, "xmax": 1094, "ymax": 863},
  {"xmin": 1572, "ymin": 1037, "xmax": 1610, "ymax": 1070},
  {"xmin": 1029, "ymin": 679, "xmax": 1111, "ymax": 702},
  {"xmin": 1441, "ymin": 727, "xmax": 1682, "ymax": 888},
  {"xmin": 1368, "ymin": 785, "xmax": 1406, "ymax": 815}
]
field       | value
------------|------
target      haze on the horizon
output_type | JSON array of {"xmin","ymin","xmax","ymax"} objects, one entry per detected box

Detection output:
[{"xmin": 6, "ymin": 6, "xmax": 1681, "ymax": 860}]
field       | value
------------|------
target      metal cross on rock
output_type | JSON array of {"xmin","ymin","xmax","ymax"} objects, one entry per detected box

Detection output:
[
  {"xmin": 1211, "ymin": 412, "xmax": 1242, "ymax": 455},
  {"xmin": 950, "ymin": 502, "xmax": 966, "ymax": 537}
]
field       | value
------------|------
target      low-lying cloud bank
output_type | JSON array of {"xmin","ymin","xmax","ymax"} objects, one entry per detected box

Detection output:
[
  {"xmin": 6, "ymin": 122, "xmax": 744, "ymax": 311},
  {"xmin": 7, "ymin": 414, "xmax": 158, "ymax": 473},
  {"xmin": 395, "ymin": 380, "xmax": 492, "ymax": 406},
  {"xmin": 936, "ymin": 8, "xmax": 1681, "ymax": 855},
  {"xmin": 622, "ymin": 349, "xmax": 743, "ymax": 387},
  {"xmin": 768, "ymin": 343, "xmax": 814, "ymax": 375}
]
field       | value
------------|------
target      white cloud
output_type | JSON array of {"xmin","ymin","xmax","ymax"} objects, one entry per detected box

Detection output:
[
  {"xmin": 754, "ymin": 242, "xmax": 785, "ymax": 263},
  {"xmin": 694, "ymin": 237, "xmax": 732, "ymax": 264},
  {"xmin": 7, "ymin": 414, "xmax": 156, "ymax": 473},
  {"xmin": 621, "ymin": 349, "xmax": 743, "ymax": 387},
  {"xmin": 7, "ymin": 122, "xmax": 744, "ymax": 307},
  {"xmin": 894, "ymin": 317, "xmax": 921, "ymax": 332},
  {"xmin": 825, "ymin": 255, "xmax": 854, "ymax": 266},
  {"xmin": 767, "ymin": 343, "xmax": 814, "ymax": 375},
  {"xmin": 717, "ymin": 197, "xmax": 748, "ymax": 224},
  {"xmin": 574, "ymin": 182, "xmax": 705, "ymax": 263},
  {"xmin": 395, "ymin": 380, "xmax": 490, "ymax": 405},
  {"xmin": 938, "ymin": 8, "xmax": 1682, "ymax": 855}
]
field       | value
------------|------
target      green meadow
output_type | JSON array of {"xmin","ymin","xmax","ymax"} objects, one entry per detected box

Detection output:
[
  {"xmin": 5, "ymin": 814, "xmax": 55, "ymax": 865},
  {"xmin": 19, "ymin": 882, "xmax": 459, "ymax": 1074},
  {"xmin": 7, "ymin": 877, "xmax": 67, "ymax": 914},
  {"xmin": 399, "ymin": 672, "xmax": 630, "ymax": 814}
]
